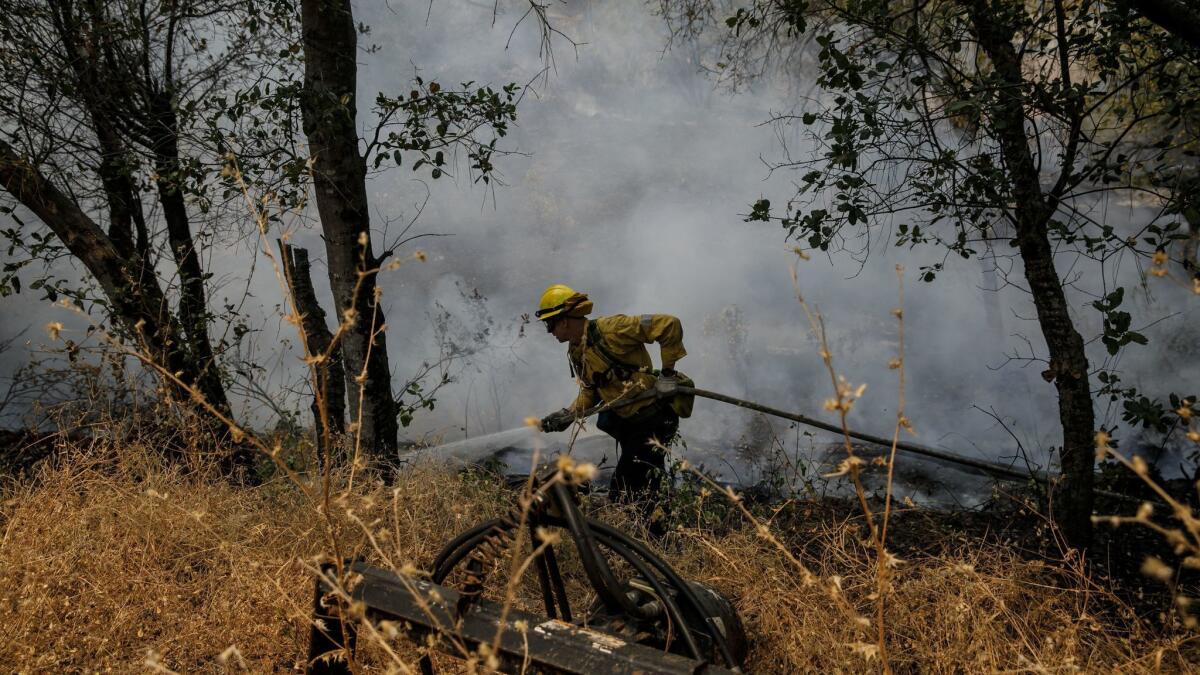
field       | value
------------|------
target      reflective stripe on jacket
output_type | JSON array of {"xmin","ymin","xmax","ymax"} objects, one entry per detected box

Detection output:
[{"xmin": 568, "ymin": 314, "xmax": 687, "ymax": 418}]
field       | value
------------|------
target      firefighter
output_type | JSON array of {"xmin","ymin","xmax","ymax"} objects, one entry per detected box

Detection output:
[{"xmin": 536, "ymin": 284, "xmax": 689, "ymax": 532}]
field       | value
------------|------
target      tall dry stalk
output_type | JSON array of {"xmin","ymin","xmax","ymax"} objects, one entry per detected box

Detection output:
[
  {"xmin": 875, "ymin": 264, "xmax": 909, "ymax": 667},
  {"xmin": 655, "ymin": 257, "xmax": 912, "ymax": 670},
  {"xmin": 789, "ymin": 259, "xmax": 905, "ymax": 671}
]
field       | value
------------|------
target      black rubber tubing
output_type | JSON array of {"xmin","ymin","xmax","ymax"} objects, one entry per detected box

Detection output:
[
  {"xmin": 538, "ymin": 515, "xmax": 716, "ymax": 665},
  {"xmin": 432, "ymin": 523, "xmax": 502, "ymax": 584},
  {"xmin": 427, "ymin": 507, "xmax": 733, "ymax": 667},
  {"xmin": 591, "ymin": 528, "xmax": 705, "ymax": 662},
  {"xmin": 683, "ymin": 386, "xmax": 1040, "ymax": 482},
  {"xmin": 579, "ymin": 385, "xmax": 1041, "ymax": 483},
  {"xmin": 431, "ymin": 519, "xmax": 499, "ymax": 574},
  {"xmin": 583, "ymin": 517, "xmax": 741, "ymax": 670},
  {"xmin": 549, "ymin": 481, "xmax": 651, "ymax": 619}
]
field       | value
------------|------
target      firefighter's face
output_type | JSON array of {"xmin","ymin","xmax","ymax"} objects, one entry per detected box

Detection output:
[{"xmin": 547, "ymin": 316, "xmax": 582, "ymax": 344}]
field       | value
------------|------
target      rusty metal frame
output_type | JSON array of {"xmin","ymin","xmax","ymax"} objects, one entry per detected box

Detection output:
[{"xmin": 307, "ymin": 561, "xmax": 737, "ymax": 674}]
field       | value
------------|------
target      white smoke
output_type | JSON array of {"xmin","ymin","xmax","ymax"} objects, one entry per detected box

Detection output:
[{"xmin": 2, "ymin": 1, "xmax": 1196, "ymax": 485}]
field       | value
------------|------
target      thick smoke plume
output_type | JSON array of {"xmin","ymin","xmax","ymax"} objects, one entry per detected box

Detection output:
[{"xmin": 2, "ymin": 2, "xmax": 1196, "ymax": 486}]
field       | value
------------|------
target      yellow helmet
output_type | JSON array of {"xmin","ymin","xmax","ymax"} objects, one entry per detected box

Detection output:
[{"xmin": 536, "ymin": 284, "xmax": 576, "ymax": 321}]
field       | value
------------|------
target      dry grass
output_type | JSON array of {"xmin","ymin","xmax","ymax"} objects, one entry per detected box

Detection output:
[
  {"xmin": 668, "ymin": 522, "xmax": 1193, "ymax": 673},
  {"xmin": 1, "ymin": 434, "xmax": 1195, "ymax": 674}
]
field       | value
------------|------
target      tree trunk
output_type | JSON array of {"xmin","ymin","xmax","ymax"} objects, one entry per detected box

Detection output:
[
  {"xmin": 148, "ymin": 101, "xmax": 254, "ymax": 476},
  {"xmin": 280, "ymin": 241, "xmax": 347, "ymax": 461},
  {"xmin": 1125, "ymin": 0, "xmax": 1200, "ymax": 51},
  {"xmin": 40, "ymin": 0, "xmax": 251, "ymax": 474},
  {"xmin": 95, "ymin": 122, "xmax": 154, "ymax": 277},
  {"xmin": 149, "ymin": 92, "xmax": 230, "ymax": 416},
  {"xmin": 968, "ymin": 0, "xmax": 1095, "ymax": 549},
  {"xmin": 49, "ymin": 0, "xmax": 154, "ymax": 286},
  {"xmin": 299, "ymin": 0, "xmax": 398, "ymax": 455}
]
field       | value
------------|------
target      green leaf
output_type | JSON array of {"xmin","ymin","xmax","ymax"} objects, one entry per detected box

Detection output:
[
  {"xmin": 945, "ymin": 99, "xmax": 974, "ymax": 113},
  {"xmin": 746, "ymin": 198, "xmax": 772, "ymax": 222}
]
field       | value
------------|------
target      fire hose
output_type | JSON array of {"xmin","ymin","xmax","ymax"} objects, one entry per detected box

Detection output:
[
  {"xmin": 570, "ymin": 382, "xmax": 1173, "ymax": 507},
  {"xmin": 571, "ymin": 382, "xmax": 1047, "ymax": 484}
]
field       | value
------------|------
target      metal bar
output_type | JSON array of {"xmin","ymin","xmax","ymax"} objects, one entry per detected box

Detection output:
[{"xmin": 307, "ymin": 563, "xmax": 356, "ymax": 675}]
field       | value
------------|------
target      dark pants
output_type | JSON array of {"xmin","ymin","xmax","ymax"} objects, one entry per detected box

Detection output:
[{"xmin": 597, "ymin": 403, "xmax": 679, "ymax": 528}]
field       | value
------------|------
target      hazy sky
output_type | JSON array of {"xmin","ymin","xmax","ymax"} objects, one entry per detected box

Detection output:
[{"xmin": 2, "ymin": 1, "xmax": 1196, "ymax": 482}]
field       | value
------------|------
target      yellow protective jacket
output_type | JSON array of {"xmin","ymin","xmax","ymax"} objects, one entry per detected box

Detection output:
[{"xmin": 567, "ymin": 314, "xmax": 687, "ymax": 418}]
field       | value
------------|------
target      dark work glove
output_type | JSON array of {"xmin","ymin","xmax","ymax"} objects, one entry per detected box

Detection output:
[{"xmin": 540, "ymin": 408, "xmax": 574, "ymax": 432}]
